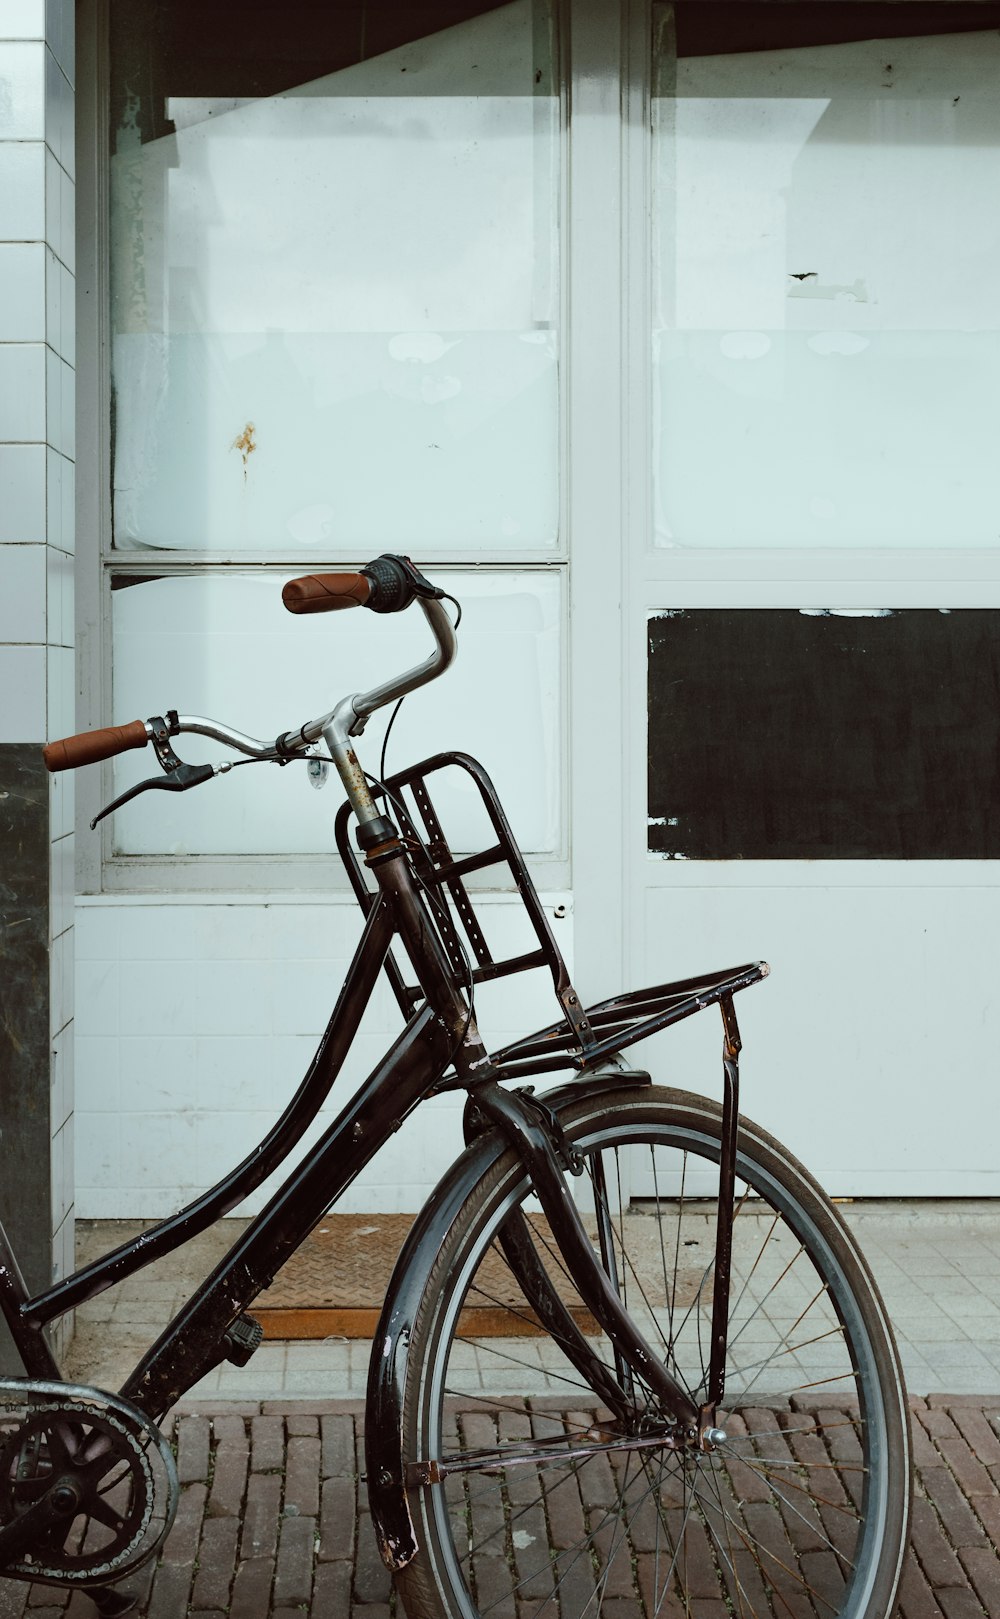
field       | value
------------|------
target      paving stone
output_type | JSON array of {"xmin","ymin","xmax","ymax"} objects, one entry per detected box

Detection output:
[
  {"xmin": 175, "ymin": 1414, "xmax": 211, "ymax": 1483},
  {"xmin": 241, "ymin": 1471, "xmax": 283, "ymax": 1562},
  {"xmin": 957, "ymin": 1545, "xmax": 1000, "ymax": 1615},
  {"xmin": 273, "ymin": 1513, "xmax": 317, "ymax": 1606},
  {"xmin": 251, "ymin": 1413, "xmax": 285, "ymax": 1473},
  {"xmin": 228, "ymin": 1556, "xmax": 275, "ymax": 1619},
  {"xmin": 206, "ymin": 1429, "xmax": 250, "ymax": 1519},
  {"xmin": 8, "ymin": 1395, "xmax": 1000, "ymax": 1616},
  {"xmin": 284, "ymin": 1434, "xmax": 321, "ymax": 1516},
  {"xmin": 191, "ymin": 1514, "xmax": 240, "ymax": 1611},
  {"xmin": 899, "ymin": 1551, "xmax": 947, "ymax": 1619},
  {"xmin": 161, "ymin": 1481, "xmax": 208, "ymax": 1566},
  {"xmin": 910, "ymin": 1494, "xmax": 967, "ymax": 1589},
  {"xmin": 285, "ymin": 1412, "xmax": 318, "ymax": 1438},
  {"xmin": 353, "ymin": 1513, "xmax": 392, "ymax": 1605}
]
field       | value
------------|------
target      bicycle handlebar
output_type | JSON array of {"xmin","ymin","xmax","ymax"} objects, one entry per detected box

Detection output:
[
  {"xmin": 282, "ymin": 572, "xmax": 372, "ymax": 614},
  {"xmin": 43, "ymin": 719, "xmax": 150, "ymax": 773},
  {"xmin": 42, "ymin": 556, "xmax": 458, "ymax": 791}
]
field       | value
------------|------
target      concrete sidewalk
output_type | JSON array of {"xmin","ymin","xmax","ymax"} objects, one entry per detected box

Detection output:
[
  {"xmin": 65, "ymin": 1203, "xmax": 1000, "ymax": 1400},
  {"xmin": 0, "ymin": 1394, "xmax": 996, "ymax": 1618}
]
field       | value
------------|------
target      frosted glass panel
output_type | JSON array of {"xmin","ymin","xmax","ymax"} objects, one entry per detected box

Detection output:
[
  {"xmin": 111, "ymin": 571, "xmax": 561, "ymax": 855},
  {"xmin": 110, "ymin": 1, "xmax": 558, "ymax": 552},
  {"xmin": 653, "ymin": 20, "xmax": 1000, "ymax": 547}
]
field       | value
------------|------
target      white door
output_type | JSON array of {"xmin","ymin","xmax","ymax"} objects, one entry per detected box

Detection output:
[{"xmin": 572, "ymin": 3, "xmax": 1000, "ymax": 1197}]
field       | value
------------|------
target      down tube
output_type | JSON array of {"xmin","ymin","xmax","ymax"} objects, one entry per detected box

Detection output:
[{"xmin": 121, "ymin": 1005, "xmax": 453, "ymax": 1419}]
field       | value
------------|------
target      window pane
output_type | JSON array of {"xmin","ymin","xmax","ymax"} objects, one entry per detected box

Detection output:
[
  {"xmin": 652, "ymin": 5, "xmax": 1000, "ymax": 547},
  {"xmin": 110, "ymin": 1, "xmax": 559, "ymax": 552},
  {"xmin": 111, "ymin": 571, "xmax": 561, "ymax": 855},
  {"xmin": 648, "ymin": 608, "xmax": 1000, "ymax": 858}
]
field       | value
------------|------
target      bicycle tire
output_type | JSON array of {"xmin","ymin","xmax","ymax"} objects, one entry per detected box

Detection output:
[{"xmin": 395, "ymin": 1084, "xmax": 911, "ymax": 1619}]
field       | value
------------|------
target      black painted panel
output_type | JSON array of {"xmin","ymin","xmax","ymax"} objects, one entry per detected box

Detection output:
[
  {"xmin": 647, "ymin": 610, "xmax": 1000, "ymax": 860},
  {"xmin": 674, "ymin": 2, "xmax": 1000, "ymax": 58},
  {"xmin": 0, "ymin": 747, "xmax": 52, "ymax": 1370}
]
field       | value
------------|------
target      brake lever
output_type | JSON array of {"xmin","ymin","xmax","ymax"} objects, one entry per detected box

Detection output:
[
  {"xmin": 90, "ymin": 713, "xmax": 217, "ymax": 829},
  {"xmin": 90, "ymin": 762, "xmax": 216, "ymax": 829}
]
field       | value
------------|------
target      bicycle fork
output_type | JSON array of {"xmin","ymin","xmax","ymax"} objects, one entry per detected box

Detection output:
[{"xmin": 469, "ymin": 994, "xmax": 743, "ymax": 1451}]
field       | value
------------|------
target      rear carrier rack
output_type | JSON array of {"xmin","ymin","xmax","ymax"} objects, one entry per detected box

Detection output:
[{"xmin": 335, "ymin": 751, "xmax": 767, "ymax": 1081}]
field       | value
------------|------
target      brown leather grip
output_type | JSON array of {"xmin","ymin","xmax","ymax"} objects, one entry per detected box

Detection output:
[
  {"xmin": 43, "ymin": 719, "xmax": 149, "ymax": 773},
  {"xmin": 282, "ymin": 573, "xmax": 372, "ymax": 615}
]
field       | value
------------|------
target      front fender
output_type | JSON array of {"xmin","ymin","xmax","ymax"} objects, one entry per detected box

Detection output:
[{"xmin": 364, "ymin": 1067, "xmax": 650, "ymax": 1571}]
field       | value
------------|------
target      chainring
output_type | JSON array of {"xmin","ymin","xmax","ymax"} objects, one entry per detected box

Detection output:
[{"xmin": 0, "ymin": 1381, "xmax": 178, "ymax": 1588}]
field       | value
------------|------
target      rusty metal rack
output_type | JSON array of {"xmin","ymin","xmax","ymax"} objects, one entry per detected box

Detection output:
[{"xmin": 335, "ymin": 750, "xmax": 767, "ymax": 1081}]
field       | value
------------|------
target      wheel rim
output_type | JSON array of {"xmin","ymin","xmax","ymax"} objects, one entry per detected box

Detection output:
[{"xmin": 412, "ymin": 1107, "xmax": 904, "ymax": 1619}]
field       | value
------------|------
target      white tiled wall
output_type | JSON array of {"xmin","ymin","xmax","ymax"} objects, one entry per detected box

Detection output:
[
  {"xmin": 0, "ymin": 0, "xmax": 76, "ymax": 1294},
  {"xmin": 75, "ymin": 895, "xmax": 574, "ymax": 1219}
]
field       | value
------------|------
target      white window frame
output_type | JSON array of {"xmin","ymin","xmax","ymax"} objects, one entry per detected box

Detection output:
[{"xmin": 76, "ymin": 0, "xmax": 573, "ymax": 895}]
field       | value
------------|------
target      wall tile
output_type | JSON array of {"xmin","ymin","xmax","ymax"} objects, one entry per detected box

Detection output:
[
  {"xmin": 0, "ymin": 1, "xmax": 46, "ymax": 38},
  {"xmin": 0, "ymin": 343, "xmax": 45, "ymax": 439},
  {"xmin": 74, "ymin": 959, "xmax": 118, "ymax": 1038},
  {"xmin": 48, "ymin": 922, "xmax": 71, "ymax": 1036},
  {"xmin": 74, "ymin": 1036, "xmax": 120, "ymax": 1112},
  {"xmin": 0, "ymin": 42, "xmax": 45, "ymax": 138},
  {"xmin": 116, "ymin": 1036, "xmax": 198, "ymax": 1114},
  {"xmin": 43, "ymin": 45, "xmax": 72, "ymax": 178},
  {"xmin": 74, "ymin": 905, "xmax": 119, "ymax": 960},
  {"xmin": 117, "ymin": 958, "xmax": 201, "ymax": 1039},
  {"xmin": 45, "ymin": 542, "xmax": 72, "ymax": 646},
  {"xmin": 59, "ymin": 347, "xmax": 73, "ymax": 456},
  {"xmin": 45, "ymin": 447, "xmax": 73, "ymax": 553},
  {"xmin": 51, "ymin": 1018, "xmax": 74, "ymax": 1132},
  {"xmin": 45, "ymin": 642, "xmax": 73, "ymax": 740},
  {"xmin": 190, "ymin": 959, "xmax": 275, "ymax": 1037},
  {"xmin": 43, "ymin": 346, "xmax": 73, "ymax": 455},
  {"xmin": 58, "ymin": 163, "xmax": 72, "ymax": 273},
  {"xmin": 0, "ymin": 445, "xmax": 45, "ymax": 542},
  {"xmin": 119, "ymin": 1112, "xmax": 199, "ymax": 1191},
  {"xmin": 0, "ymin": 241, "xmax": 44, "ymax": 339},
  {"xmin": 48, "ymin": 760, "xmax": 72, "ymax": 839},
  {"xmin": 0, "ymin": 644, "xmax": 46, "ymax": 741},
  {"xmin": 58, "ymin": 255, "xmax": 73, "ymax": 356},
  {"xmin": 0, "ymin": 142, "xmax": 45, "ymax": 240},
  {"xmin": 49, "ymin": 830, "xmax": 73, "ymax": 941},
  {"xmin": 0, "ymin": 543, "xmax": 45, "ymax": 641},
  {"xmin": 51, "ymin": 1207, "xmax": 73, "ymax": 1286},
  {"xmin": 50, "ymin": 1113, "xmax": 73, "ymax": 1231},
  {"xmin": 44, "ymin": 0, "xmax": 73, "ymax": 84},
  {"xmin": 75, "ymin": 1111, "xmax": 120, "ymax": 1194}
]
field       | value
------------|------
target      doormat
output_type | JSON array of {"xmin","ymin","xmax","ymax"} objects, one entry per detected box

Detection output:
[
  {"xmin": 254, "ymin": 1212, "xmax": 603, "ymax": 1340},
  {"xmin": 255, "ymin": 1212, "xmax": 710, "ymax": 1341}
]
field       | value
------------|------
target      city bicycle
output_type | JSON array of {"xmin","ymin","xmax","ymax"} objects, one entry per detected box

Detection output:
[{"xmin": 6, "ymin": 554, "xmax": 910, "ymax": 1617}]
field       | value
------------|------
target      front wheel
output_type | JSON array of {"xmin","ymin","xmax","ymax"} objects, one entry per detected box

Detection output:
[{"xmin": 396, "ymin": 1084, "xmax": 911, "ymax": 1619}]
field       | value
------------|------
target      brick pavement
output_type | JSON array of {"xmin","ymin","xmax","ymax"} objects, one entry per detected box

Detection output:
[{"xmin": 0, "ymin": 1396, "xmax": 997, "ymax": 1617}]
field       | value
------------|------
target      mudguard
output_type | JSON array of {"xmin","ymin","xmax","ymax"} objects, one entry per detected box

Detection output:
[{"xmin": 364, "ymin": 1067, "xmax": 650, "ymax": 1572}]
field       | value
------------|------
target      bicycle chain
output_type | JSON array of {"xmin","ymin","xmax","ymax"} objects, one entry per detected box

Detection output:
[{"xmin": 0, "ymin": 1380, "xmax": 178, "ymax": 1588}]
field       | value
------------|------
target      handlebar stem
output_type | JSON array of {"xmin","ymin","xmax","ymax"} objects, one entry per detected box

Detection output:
[
  {"xmin": 321, "ymin": 597, "xmax": 457, "ymax": 826},
  {"xmin": 174, "ymin": 595, "xmax": 458, "ymax": 827}
]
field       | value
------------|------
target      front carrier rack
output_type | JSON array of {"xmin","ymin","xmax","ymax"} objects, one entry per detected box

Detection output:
[{"xmin": 335, "ymin": 751, "xmax": 768, "ymax": 1082}]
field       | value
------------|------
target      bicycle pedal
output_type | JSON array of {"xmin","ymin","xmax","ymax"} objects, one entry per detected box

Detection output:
[{"xmin": 223, "ymin": 1314, "xmax": 264, "ymax": 1367}]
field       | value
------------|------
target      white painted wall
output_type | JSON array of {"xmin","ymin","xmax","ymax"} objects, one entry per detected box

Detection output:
[
  {"xmin": 75, "ymin": 893, "xmax": 573, "ymax": 1218},
  {"xmin": 0, "ymin": 0, "xmax": 76, "ymax": 1291}
]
